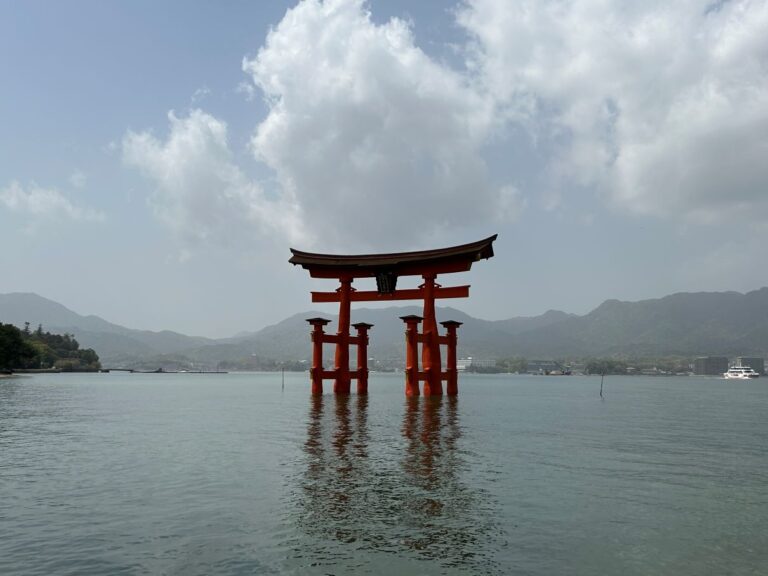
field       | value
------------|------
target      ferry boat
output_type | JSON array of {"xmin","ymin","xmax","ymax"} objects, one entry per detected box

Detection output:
[{"xmin": 723, "ymin": 366, "xmax": 760, "ymax": 379}]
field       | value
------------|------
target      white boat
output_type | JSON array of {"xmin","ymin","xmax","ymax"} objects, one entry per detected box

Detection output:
[{"xmin": 723, "ymin": 366, "xmax": 760, "ymax": 379}]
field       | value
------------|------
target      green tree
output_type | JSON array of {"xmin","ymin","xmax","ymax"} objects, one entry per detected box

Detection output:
[
  {"xmin": 0, "ymin": 323, "xmax": 36, "ymax": 370},
  {"xmin": 497, "ymin": 357, "xmax": 528, "ymax": 373},
  {"xmin": 1, "ymin": 324, "xmax": 102, "ymax": 371}
]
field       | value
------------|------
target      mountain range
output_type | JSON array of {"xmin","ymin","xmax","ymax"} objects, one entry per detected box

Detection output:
[{"xmin": 2, "ymin": 288, "xmax": 767, "ymax": 368}]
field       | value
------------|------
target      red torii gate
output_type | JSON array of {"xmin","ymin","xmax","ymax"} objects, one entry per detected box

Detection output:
[{"xmin": 289, "ymin": 235, "xmax": 497, "ymax": 396}]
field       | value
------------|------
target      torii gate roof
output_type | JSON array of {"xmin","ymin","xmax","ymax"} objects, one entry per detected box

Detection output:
[{"xmin": 289, "ymin": 234, "xmax": 497, "ymax": 279}]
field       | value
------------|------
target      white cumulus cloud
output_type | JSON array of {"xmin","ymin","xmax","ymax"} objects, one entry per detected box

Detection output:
[
  {"xmin": 122, "ymin": 109, "xmax": 306, "ymax": 248},
  {"xmin": 0, "ymin": 181, "xmax": 103, "ymax": 222},
  {"xmin": 458, "ymin": 0, "xmax": 768, "ymax": 222},
  {"xmin": 125, "ymin": 0, "xmax": 767, "ymax": 253},
  {"xmin": 243, "ymin": 0, "xmax": 514, "ymax": 249}
]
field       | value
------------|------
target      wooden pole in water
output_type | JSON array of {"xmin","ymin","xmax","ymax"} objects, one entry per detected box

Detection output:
[{"xmin": 600, "ymin": 373, "xmax": 604, "ymax": 399}]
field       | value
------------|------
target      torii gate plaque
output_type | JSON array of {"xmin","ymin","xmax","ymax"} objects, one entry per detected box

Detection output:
[{"xmin": 289, "ymin": 235, "xmax": 496, "ymax": 396}]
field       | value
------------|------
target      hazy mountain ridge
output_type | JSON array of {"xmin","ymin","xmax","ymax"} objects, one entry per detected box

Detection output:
[
  {"xmin": 0, "ymin": 293, "xmax": 214, "ymax": 360},
  {"xmin": 2, "ymin": 289, "xmax": 767, "ymax": 366},
  {"xmin": 501, "ymin": 289, "xmax": 768, "ymax": 357}
]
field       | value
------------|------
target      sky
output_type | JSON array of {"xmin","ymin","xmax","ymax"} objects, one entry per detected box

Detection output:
[{"xmin": 1, "ymin": 0, "xmax": 767, "ymax": 338}]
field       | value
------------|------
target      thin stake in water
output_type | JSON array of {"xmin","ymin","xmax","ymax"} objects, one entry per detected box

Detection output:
[{"xmin": 600, "ymin": 373, "xmax": 605, "ymax": 399}]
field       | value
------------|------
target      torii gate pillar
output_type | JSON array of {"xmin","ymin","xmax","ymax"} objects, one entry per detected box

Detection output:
[
  {"xmin": 401, "ymin": 315, "xmax": 422, "ymax": 397},
  {"xmin": 421, "ymin": 273, "xmax": 442, "ymax": 396},
  {"xmin": 441, "ymin": 320, "xmax": 463, "ymax": 396},
  {"xmin": 334, "ymin": 276, "xmax": 353, "ymax": 394}
]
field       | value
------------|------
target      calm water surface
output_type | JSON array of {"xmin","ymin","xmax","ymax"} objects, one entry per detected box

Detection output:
[{"xmin": 1, "ymin": 373, "xmax": 766, "ymax": 575}]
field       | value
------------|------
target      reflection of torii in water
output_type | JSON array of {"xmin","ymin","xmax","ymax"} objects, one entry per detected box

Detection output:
[
  {"xmin": 294, "ymin": 394, "xmax": 499, "ymax": 572},
  {"xmin": 289, "ymin": 235, "xmax": 497, "ymax": 396}
]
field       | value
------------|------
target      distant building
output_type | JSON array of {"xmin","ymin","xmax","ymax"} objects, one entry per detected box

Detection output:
[
  {"xmin": 693, "ymin": 356, "xmax": 729, "ymax": 376},
  {"xmin": 457, "ymin": 357, "xmax": 496, "ymax": 371},
  {"xmin": 457, "ymin": 358, "xmax": 471, "ymax": 371},
  {"xmin": 736, "ymin": 357, "xmax": 765, "ymax": 374},
  {"xmin": 527, "ymin": 359, "xmax": 564, "ymax": 374}
]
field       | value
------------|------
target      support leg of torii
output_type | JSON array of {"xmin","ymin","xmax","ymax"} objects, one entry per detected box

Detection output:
[
  {"xmin": 334, "ymin": 277, "xmax": 353, "ymax": 394},
  {"xmin": 421, "ymin": 274, "xmax": 443, "ymax": 396},
  {"xmin": 307, "ymin": 318, "xmax": 330, "ymax": 395},
  {"xmin": 353, "ymin": 322, "xmax": 373, "ymax": 394},
  {"xmin": 401, "ymin": 315, "xmax": 423, "ymax": 396},
  {"xmin": 441, "ymin": 320, "xmax": 463, "ymax": 396}
]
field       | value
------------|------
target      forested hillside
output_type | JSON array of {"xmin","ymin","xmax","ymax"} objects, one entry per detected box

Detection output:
[{"xmin": 0, "ymin": 323, "xmax": 100, "ymax": 371}]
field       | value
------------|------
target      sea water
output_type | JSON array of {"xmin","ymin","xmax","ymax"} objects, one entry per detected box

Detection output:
[{"xmin": 1, "ymin": 372, "xmax": 766, "ymax": 575}]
